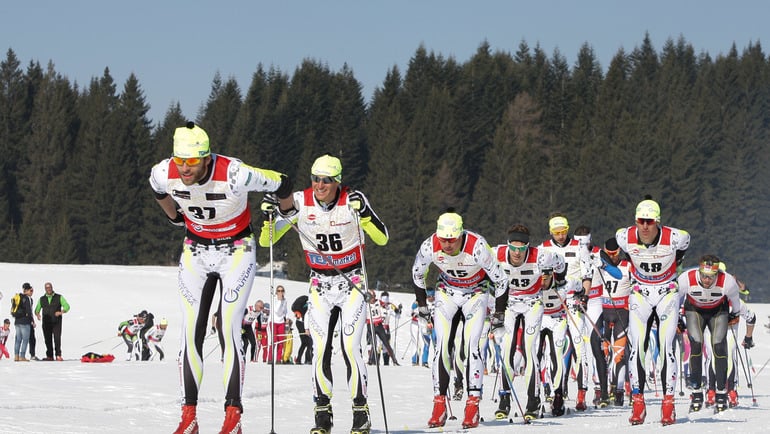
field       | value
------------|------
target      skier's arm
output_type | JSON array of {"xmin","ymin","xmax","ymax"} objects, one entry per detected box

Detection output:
[{"xmin": 347, "ymin": 190, "xmax": 388, "ymax": 246}]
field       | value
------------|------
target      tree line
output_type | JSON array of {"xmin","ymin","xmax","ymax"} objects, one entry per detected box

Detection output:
[{"xmin": 1, "ymin": 33, "xmax": 768, "ymax": 301}]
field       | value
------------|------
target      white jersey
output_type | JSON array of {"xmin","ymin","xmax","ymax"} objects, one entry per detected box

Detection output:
[
  {"xmin": 242, "ymin": 305, "xmax": 260, "ymax": 325},
  {"xmin": 149, "ymin": 154, "xmax": 284, "ymax": 241},
  {"xmin": 292, "ymin": 187, "xmax": 365, "ymax": 272},
  {"xmin": 615, "ymin": 225, "xmax": 690, "ymax": 285},
  {"xmin": 145, "ymin": 325, "xmax": 167, "ymax": 343},
  {"xmin": 494, "ymin": 244, "xmax": 545, "ymax": 300},
  {"xmin": 412, "ymin": 231, "xmax": 506, "ymax": 295},
  {"xmin": 0, "ymin": 327, "xmax": 9, "ymax": 345},
  {"xmin": 677, "ymin": 268, "xmax": 742, "ymax": 310},
  {"xmin": 539, "ymin": 237, "xmax": 584, "ymax": 284},
  {"xmin": 587, "ymin": 259, "xmax": 634, "ymax": 309}
]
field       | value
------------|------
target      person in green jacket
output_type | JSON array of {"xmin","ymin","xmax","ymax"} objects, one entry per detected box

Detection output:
[{"xmin": 34, "ymin": 282, "xmax": 70, "ymax": 361}]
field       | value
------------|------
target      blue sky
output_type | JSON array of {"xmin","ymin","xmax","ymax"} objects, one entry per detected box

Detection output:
[{"xmin": 4, "ymin": 1, "xmax": 769, "ymax": 124}]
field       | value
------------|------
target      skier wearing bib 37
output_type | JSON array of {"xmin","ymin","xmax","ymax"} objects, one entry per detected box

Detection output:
[{"xmin": 149, "ymin": 122, "xmax": 293, "ymax": 434}]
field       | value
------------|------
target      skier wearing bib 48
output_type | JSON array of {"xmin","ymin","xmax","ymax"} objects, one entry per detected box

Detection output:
[
  {"xmin": 149, "ymin": 122, "xmax": 293, "ymax": 434},
  {"xmin": 615, "ymin": 197, "xmax": 690, "ymax": 426}
]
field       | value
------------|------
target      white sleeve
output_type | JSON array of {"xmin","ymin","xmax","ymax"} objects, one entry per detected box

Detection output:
[
  {"xmin": 411, "ymin": 238, "xmax": 434, "ymax": 289},
  {"xmin": 230, "ymin": 159, "xmax": 285, "ymax": 195}
]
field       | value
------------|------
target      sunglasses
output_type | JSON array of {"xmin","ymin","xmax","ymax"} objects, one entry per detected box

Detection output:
[
  {"xmin": 604, "ymin": 248, "xmax": 620, "ymax": 257},
  {"xmin": 311, "ymin": 174, "xmax": 336, "ymax": 184},
  {"xmin": 438, "ymin": 236, "xmax": 459, "ymax": 243},
  {"xmin": 636, "ymin": 218, "xmax": 656, "ymax": 226},
  {"xmin": 550, "ymin": 228, "xmax": 568, "ymax": 236},
  {"xmin": 276, "ymin": 290, "xmax": 285, "ymax": 293},
  {"xmin": 508, "ymin": 243, "xmax": 529, "ymax": 253},
  {"xmin": 172, "ymin": 156, "xmax": 204, "ymax": 166}
]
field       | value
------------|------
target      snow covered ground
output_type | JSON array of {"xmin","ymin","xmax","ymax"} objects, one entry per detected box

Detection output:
[{"xmin": 0, "ymin": 262, "xmax": 768, "ymax": 434}]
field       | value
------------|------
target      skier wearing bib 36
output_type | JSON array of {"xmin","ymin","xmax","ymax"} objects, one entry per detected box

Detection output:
[{"xmin": 259, "ymin": 154, "xmax": 388, "ymax": 434}]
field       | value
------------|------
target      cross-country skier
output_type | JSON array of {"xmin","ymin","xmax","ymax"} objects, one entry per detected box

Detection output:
[
  {"xmin": 149, "ymin": 122, "xmax": 292, "ymax": 434},
  {"xmin": 143, "ymin": 317, "xmax": 168, "ymax": 361},
  {"xmin": 492, "ymin": 224, "xmax": 564, "ymax": 420},
  {"xmin": 616, "ymin": 197, "xmax": 690, "ymax": 426},
  {"xmin": 412, "ymin": 211, "xmax": 506, "ymax": 429},
  {"xmin": 117, "ymin": 313, "xmax": 145, "ymax": 361},
  {"xmin": 259, "ymin": 154, "xmax": 388, "ymax": 434},
  {"xmin": 677, "ymin": 255, "xmax": 755, "ymax": 413}
]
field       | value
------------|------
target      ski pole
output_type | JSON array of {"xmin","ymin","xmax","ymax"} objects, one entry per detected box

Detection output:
[
  {"xmin": 353, "ymin": 211, "xmax": 390, "ymax": 434},
  {"xmin": 82, "ymin": 336, "xmax": 118, "ymax": 349},
  {"xmin": 756, "ymin": 354, "xmax": 770, "ymax": 376},
  {"xmin": 731, "ymin": 327, "xmax": 756, "ymax": 406},
  {"xmin": 445, "ymin": 392, "xmax": 457, "ymax": 421},
  {"xmin": 268, "ymin": 211, "xmax": 277, "ymax": 434}
]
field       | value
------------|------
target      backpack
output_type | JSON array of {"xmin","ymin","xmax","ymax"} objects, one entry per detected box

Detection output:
[{"xmin": 10, "ymin": 293, "xmax": 24, "ymax": 318}]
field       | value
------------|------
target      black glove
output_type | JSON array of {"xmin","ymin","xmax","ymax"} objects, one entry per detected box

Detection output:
[
  {"xmin": 743, "ymin": 336, "xmax": 755, "ymax": 349},
  {"xmin": 677, "ymin": 317, "xmax": 687, "ymax": 334},
  {"xmin": 395, "ymin": 304, "xmax": 403, "ymax": 315},
  {"xmin": 168, "ymin": 207, "xmax": 185, "ymax": 227},
  {"xmin": 261, "ymin": 194, "xmax": 279, "ymax": 219},
  {"xmin": 348, "ymin": 190, "xmax": 370, "ymax": 218},
  {"xmin": 571, "ymin": 289, "xmax": 587, "ymax": 311},
  {"xmin": 490, "ymin": 311, "xmax": 505, "ymax": 330}
]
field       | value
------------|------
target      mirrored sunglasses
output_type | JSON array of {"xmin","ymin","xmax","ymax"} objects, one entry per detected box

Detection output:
[
  {"xmin": 550, "ymin": 228, "xmax": 568, "ymax": 236},
  {"xmin": 508, "ymin": 243, "xmax": 529, "ymax": 253},
  {"xmin": 438, "ymin": 236, "xmax": 459, "ymax": 243},
  {"xmin": 172, "ymin": 156, "xmax": 203, "ymax": 166},
  {"xmin": 311, "ymin": 174, "xmax": 336, "ymax": 184},
  {"xmin": 636, "ymin": 218, "xmax": 656, "ymax": 226}
]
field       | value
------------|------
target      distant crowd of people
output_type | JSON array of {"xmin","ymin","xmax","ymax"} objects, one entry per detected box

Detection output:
[{"xmin": 2, "ymin": 281, "xmax": 70, "ymax": 362}]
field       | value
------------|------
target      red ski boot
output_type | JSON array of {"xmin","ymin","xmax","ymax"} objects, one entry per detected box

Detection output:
[
  {"xmin": 629, "ymin": 393, "xmax": 646, "ymax": 425},
  {"xmin": 218, "ymin": 406, "xmax": 242, "ymax": 434},
  {"xmin": 660, "ymin": 394, "xmax": 676, "ymax": 426},
  {"xmin": 462, "ymin": 395, "xmax": 480, "ymax": 428},
  {"xmin": 428, "ymin": 395, "xmax": 448, "ymax": 428},
  {"xmin": 575, "ymin": 389, "xmax": 588, "ymax": 411},
  {"xmin": 173, "ymin": 405, "xmax": 199, "ymax": 434}
]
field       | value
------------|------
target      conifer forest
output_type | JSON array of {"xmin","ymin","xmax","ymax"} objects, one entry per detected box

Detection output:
[{"xmin": 1, "ymin": 35, "xmax": 769, "ymax": 300}]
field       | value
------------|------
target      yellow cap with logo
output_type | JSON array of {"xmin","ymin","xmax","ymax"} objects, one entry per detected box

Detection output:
[
  {"xmin": 635, "ymin": 199, "xmax": 661, "ymax": 221},
  {"xmin": 436, "ymin": 212, "xmax": 464, "ymax": 239},
  {"xmin": 311, "ymin": 154, "xmax": 342, "ymax": 182},
  {"xmin": 173, "ymin": 122, "xmax": 210, "ymax": 158}
]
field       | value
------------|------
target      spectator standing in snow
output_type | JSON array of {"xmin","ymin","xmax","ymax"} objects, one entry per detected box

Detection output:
[
  {"xmin": 34, "ymin": 282, "xmax": 70, "ymax": 361},
  {"xmin": 267, "ymin": 286, "xmax": 288, "ymax": 363},
  {"xmin": 14, "ymin": 283, "xmax": 34, "ymax": 361},
  {"xmin": 0, "ymin": 319, "xmax": 10, "ymax": 359}
]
